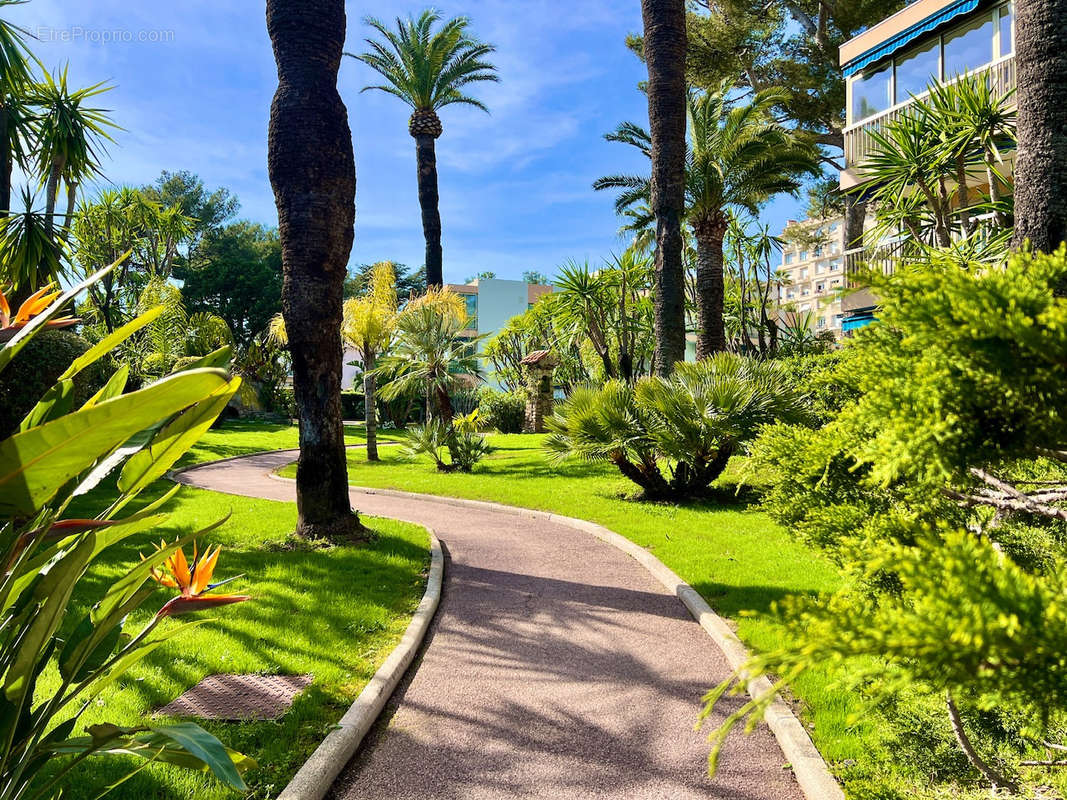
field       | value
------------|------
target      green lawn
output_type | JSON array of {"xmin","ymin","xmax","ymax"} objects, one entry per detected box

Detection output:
[
  {"xmin": 278, "ymin": 432, "xmax": 946, "ymax": 799},
  {"xmin": 41, "ymin": 421, "xmax": 430, "ymax": 800}
]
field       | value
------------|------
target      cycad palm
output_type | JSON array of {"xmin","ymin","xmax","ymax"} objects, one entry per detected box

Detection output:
[
  {"xmin": 596, "ymin": 85, "xmax": 817, "ymax": 357},
  {"xmin": 350, "ymin": 11, "xmax": 498, "ymax": 288},
  {"xmin": 0, "ymin": 3, "xmax": 34, "ymax": 217}
]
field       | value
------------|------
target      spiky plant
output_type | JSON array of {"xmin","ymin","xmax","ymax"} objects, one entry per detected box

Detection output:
[
  {"xmin": 546, "ymin": 353, "xmax": 809, "ymax": 499},
  {"xmin": 29, "ymin": 68, "xmax": 117, "ymax": 236},
  {"xmin": 349, "ymin": 10, "xmax": 498, "ymax": 287}
]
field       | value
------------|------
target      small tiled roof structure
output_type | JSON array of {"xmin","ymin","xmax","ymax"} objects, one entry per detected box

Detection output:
[{"xmin": 520, "ymin": 349, "xmax": 556, "ymax": 366}]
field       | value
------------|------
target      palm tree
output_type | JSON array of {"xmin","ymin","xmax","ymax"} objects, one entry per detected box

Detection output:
[
  {"xmin": 1012, "ymin": 0, "xmax": 1067, "ymax": 252},
  {"xmin": 341, "ymin": 261, "xmax": 398, "ymax": 461},
  {"xmin": 376, "ymin": 290, "xmax": 483, "ymax": 422},
  {"xmin": 640, "ymin": 0, "xmax": 687, "ymax": 376},
  {"xmin": 350, "ymin": 11, "xmax": 498, "ymax": 288},
  {"xmin": 596, "ymin": 87, "xmax": 817, "ymax": 357},
  {"xmin": 266, "ymin": 0, "xmax": 361, "ymax": 541},
  {"xmin": 0, "ymin": 4, "xmax": 33, "ymax": 218},
  {"xmin": 30, "ymin": 68, "xmax": 117, "ymax": 236}
]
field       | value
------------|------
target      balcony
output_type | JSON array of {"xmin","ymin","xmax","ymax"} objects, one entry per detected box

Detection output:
[{"xmin": 843, "ymin": 54, "xmax": 1016, "ymax": 186}]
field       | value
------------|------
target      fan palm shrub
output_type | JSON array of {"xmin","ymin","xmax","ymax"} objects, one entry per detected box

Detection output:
[
  {"xmin": 545, "ymin": 354, "xmax": 809, "ymax": 499},
  {"xmin": 0, "ymin": 263, "xmax": 252, "ymax": 798},
  {"xmin": 375, "ymin": 289, "xmax": 483, "ymax": 421},
  {"xmin": 350, "ymin": 10, "xmax": 498, "ymax": 287},
  {"xmin": 401, "ymin": 410, "xmax": 491, "ymax": 473}
]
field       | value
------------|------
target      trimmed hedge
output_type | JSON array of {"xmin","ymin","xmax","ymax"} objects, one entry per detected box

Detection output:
[{"xmin": 0, "ymin": 330, "xmax": 103, "ymax": 438}]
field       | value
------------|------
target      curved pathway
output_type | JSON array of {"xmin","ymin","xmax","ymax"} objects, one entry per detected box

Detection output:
[{"xmin": 177, "ymin": 450, "xmax": 803, "ymax": 800}]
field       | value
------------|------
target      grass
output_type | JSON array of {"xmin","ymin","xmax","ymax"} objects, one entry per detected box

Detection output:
[
  {"xmin": 37, "ymin": 421, "xmax": 430, "ymax": 800},
  {"xmin": 278, "ymin": 432, "xmax": 942, "ymax": 798}
]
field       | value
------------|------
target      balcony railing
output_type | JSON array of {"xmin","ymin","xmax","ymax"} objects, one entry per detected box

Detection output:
[
  {"xmin": 844, "ymin": 238, "xmax": 909, "ymax": 280},
  {"xmin": 843, "ymin": 54, "xmax": 1016, "ymax": 171}
]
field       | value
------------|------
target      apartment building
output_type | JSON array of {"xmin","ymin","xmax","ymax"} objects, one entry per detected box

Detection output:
[
  {"xmin": 777, "ymin": 216, "xmax": 848, "ymax": 337},
  {"xmin": 838, "ymin": 0, "xmax": 1016, "ymax": 324},
  {"xmin": 342, "ymin": 277, "xmax": 552, "ymax": 390}
]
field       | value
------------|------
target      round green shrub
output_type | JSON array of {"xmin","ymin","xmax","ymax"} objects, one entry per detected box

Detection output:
[
  {"xmin": 0, "ymin": 330, "xmax": 103, "ymax": 438},
  {"xmin": 478, "ymin": 387, "xmax": 525, "ymax": 433}
]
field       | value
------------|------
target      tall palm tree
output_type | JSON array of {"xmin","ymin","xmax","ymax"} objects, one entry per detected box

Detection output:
[
  {"xmin": 30, "ymin": 68, "xmax": 117, "ymax": 236},
  {"xmin": 266, "ymin": 0, "xmax": 361, "ymax": 541},
  {"xmin": 350, "ymin": 11, "xmax": 498, "ymax": 288},
  {"xmin": 341, "ymin": 261, "xmax": 398, "ymax": 461},
  {"xmin": 640, "ymin": 0, "xmax": 687, "ymax": 376},
  {"xmin": 597, "ymin": 87, "xmax": 817, "ymax": 356},
  {"xmin": 687, "ymin": 89, "xmax": 817, "ymax": 355},
  {"xmin": 1012, "ymin": 0, "xmax": 1067, "ymax": 253},
  {"xmin": 0, "ymin": 3, "xmax": 33, "ymax": 218}
]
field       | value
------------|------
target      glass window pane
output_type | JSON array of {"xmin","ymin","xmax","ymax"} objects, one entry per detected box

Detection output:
[
  {"xmin": 999, "ymin": 4, "xmax": 1013, "ymax": 56},
  {"xmin": 895, "ymin": 39, "xmax": 940, "ymax": 102},
  {"xmin": 942, "ymin": 13, "xmax": 994, "ymax": 79},
  {"xmin": 851, "ymin": 63, "xmax": 892, "ymax": 122}
]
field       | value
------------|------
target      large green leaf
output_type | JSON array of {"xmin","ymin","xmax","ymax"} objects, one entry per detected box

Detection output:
[
  {"xmin": 19, "ymin": 379, "xmax": 75, "ymax": 432},
  {"xmin": 116, "ymin": 377, "xmax": 241, "ymax": 501},
  {"xmin": 0, "ymin": 368, "xmax": 229, "ymax": 517},
  {"xmin": 46, "ymin": 722, "xmax": 254, "ymax": 790},
  {"xmin": 56, "ymin": 305, "xmax": 164, "ymax": 382},
  {"xmin": 81, "ymin": 363, "xmax": 129, "ymax": 410},
  {"xmin": 0, "ymin": 253, "xmax": 128, "ymax": 374},
  {"xmin": 4, "ymin": 535, "xmax": 95, "ymax": 702}
]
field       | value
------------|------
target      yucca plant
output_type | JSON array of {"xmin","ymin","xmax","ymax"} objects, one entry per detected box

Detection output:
[
  {"xmin": 545, "ymin": 354, "xmax": 809, "ymax": 499},
  {"xmin": 0, "ymin": 261, "xmax": 253, "ymax": 799},
  {"xmin": 401, "ymin": 410, "xmax": 491, "ymax": 473}
]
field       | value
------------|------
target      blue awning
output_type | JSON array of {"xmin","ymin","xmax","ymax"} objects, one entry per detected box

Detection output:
[{"xmin": 842, "ymin": 0, "xmax": 980, "ymax": 77}]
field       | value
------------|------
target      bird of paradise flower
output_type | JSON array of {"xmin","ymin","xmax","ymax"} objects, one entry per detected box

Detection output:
[{"xmin": 145, "ymin": 541, "xmax": 250, "ymax": 617}]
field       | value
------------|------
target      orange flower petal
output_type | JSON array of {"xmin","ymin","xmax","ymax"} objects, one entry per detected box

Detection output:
[
  {"xmin": 169, "ymin": 547, "xmax": 191, "ymax": 593},
  {"xmin": 14, "ymin": 286, "xmax": 58, "ymax": 323},
  {"xmin": 190, "ymin": 546, "xmax": 221, "ymax": 595},
  {"xmin": 0, "ymin": 288, "xmax": 9, "ymax": 328}
]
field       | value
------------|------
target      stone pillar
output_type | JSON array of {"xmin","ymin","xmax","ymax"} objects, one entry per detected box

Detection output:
[{"xmin": 519, "ymin": 350, "xmax": 558, "ymax": 433}]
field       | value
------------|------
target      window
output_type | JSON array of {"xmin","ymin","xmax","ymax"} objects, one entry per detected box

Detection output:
[
  {"xmin": 943, "ymin": 13, "xmax": 994, "ymax": 79},
  {"xmin": 851, "ymin": 62, "xmax": 891, "ymax": 122},
  {"xmin": 894, "ymin": 38, "xmax": 940, "ymax": 103},
  {"xmin": 998, "ymin": 3, "xmax": 1014, "ymax": 57},
  {"xmin": 799, "ymin": 251, "xmax": 808, "ymax": 261},
  {"xmin": 799, "ymin": 267, "xmax": 809, "ymax": 279},
  {"xmin": 830, "ymin": 258, "xmax": 841, "ymax": 270},
  {"xmin": 816, "ymin": 282, "xmax": 826, "ymax": 293},
  {"xmin": 829, "ymin": 223, "xmax": 839, "ymax": 232},
  {"xmin": 816, "ymin": 261, "xmax": 827, "ymax": 274},
  {"xmin": 784, "ymin": 252, "xmax": 794, "ymax": 265},
  {"xmin": 817, "ymin": 316, "xmax": 826, "ymax": 329},
  {"xmin": 463, "ymin": 293, "xmax": 477, "ymax": 325}
]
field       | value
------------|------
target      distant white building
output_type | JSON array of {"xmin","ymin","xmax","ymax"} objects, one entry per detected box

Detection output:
[{"xmin": 341, "ymin": 277, "xmax": 553, "ymax": 390}]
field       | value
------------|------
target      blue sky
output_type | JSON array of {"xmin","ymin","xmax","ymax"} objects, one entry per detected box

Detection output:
[{"xmin": 9, "ymin": 1, "xmax": 805, "ymax": 283}]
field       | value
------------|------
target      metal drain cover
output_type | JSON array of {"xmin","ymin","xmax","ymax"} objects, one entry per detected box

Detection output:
[{"xmin": 156, "ymin": 674, "xmax": 313, "ymax": 720}]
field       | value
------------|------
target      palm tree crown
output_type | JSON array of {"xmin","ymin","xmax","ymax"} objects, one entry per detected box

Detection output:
[{"xmin": 350, "ymin": 10, "xmax": 498, "ymax": 136}]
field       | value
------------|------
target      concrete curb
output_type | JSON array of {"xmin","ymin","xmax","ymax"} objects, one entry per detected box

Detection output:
[
  {"xmin": 273, "ymin": 525, "xmax": 444, "ymax": 800},
  {"xmin": 263, "ymin": 471, "xmax": 844, "ymax": 800}
]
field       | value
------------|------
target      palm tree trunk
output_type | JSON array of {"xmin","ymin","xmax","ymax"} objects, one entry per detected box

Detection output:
[
  {"xmin": 1013, "ymin": 0, "xmax": 1067, "ymax": 252},
  {"xmin": 694, "ymin": 218, "xmax": 728, "ymax": 357},
  {"xmin": 364, "ymin": 352, "xmax": 378, "ymax": 462},
  {"xmin": 44, "ymin": 157, "xmax": 64, "ymax": 238},
  {"xmin": 267, "ymin": 0, "xmax": 363, "ymax": 541},
  {"xmin": 61, "ymin": 181, "xmax": 77, "ymax": 237},
  {"xmin": 641, "ymin": 0, "xmax": 687, "ymax": 376},
  {"xmin": 0, "ymin": 101, "xmax": 10, "ymax": 218},
  {"xmin": 415, "ymin": 133, "xmax": 444, "ymax": 288}
]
